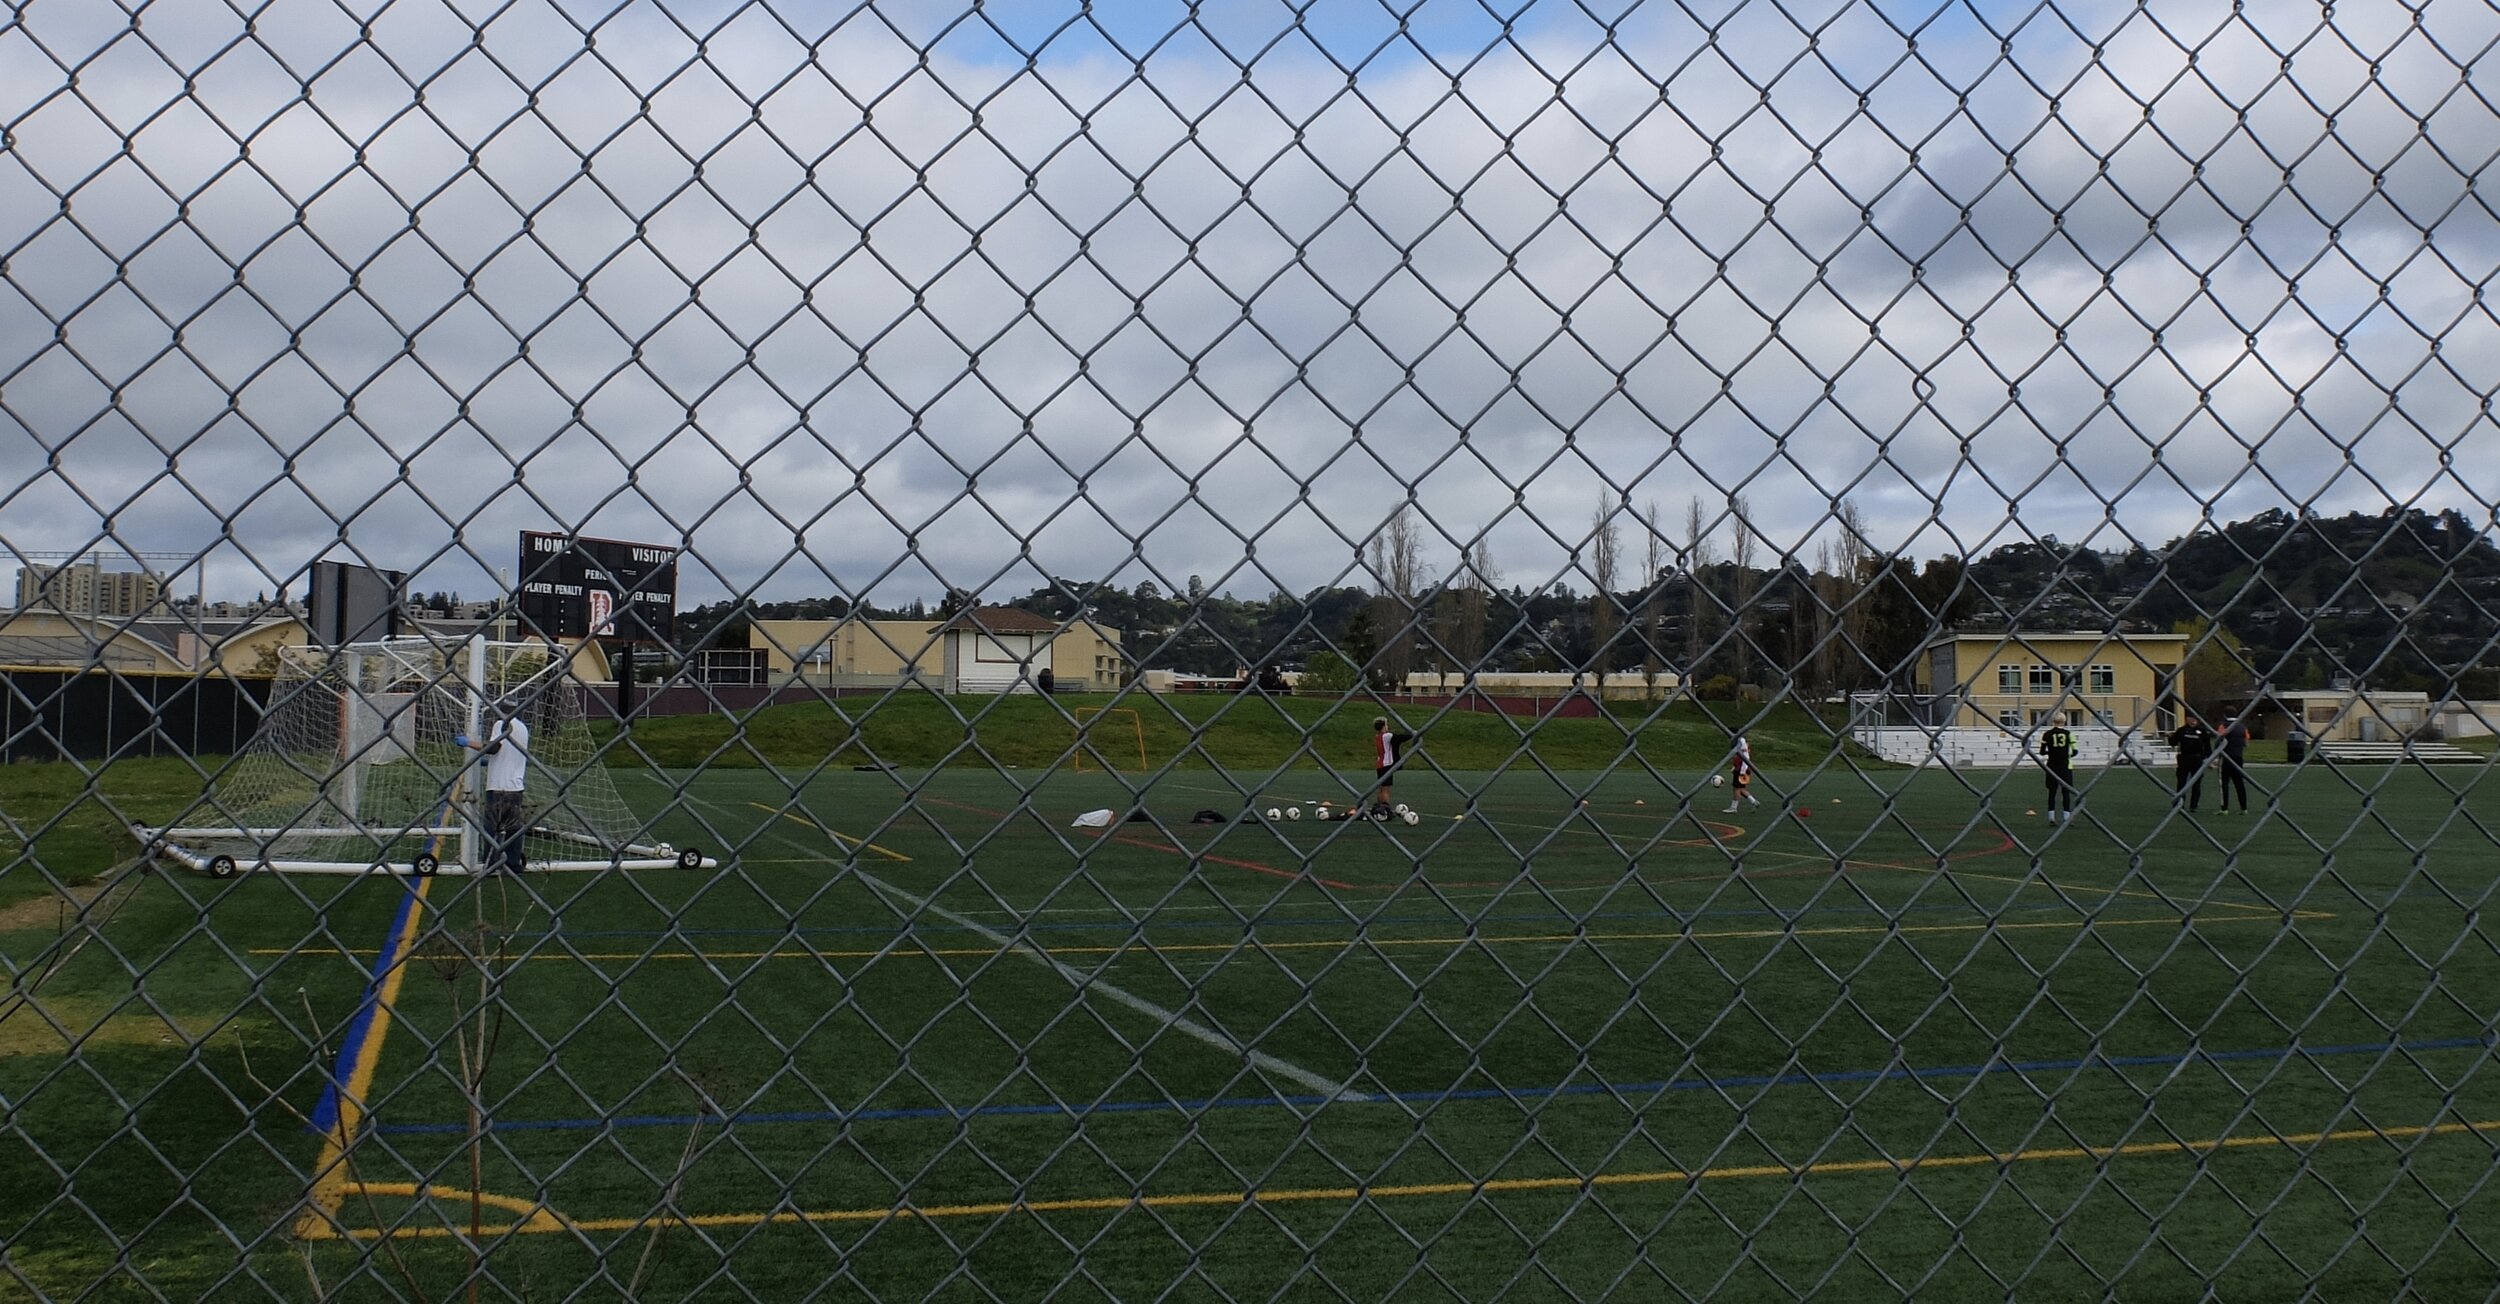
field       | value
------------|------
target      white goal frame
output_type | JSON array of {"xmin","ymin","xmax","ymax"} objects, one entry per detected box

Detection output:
[{"xmin": 138, "ymin": 637, "xmax": 709, "ymax": 877}]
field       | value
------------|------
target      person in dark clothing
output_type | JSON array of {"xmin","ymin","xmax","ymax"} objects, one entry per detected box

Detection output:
[
  {"xmin": 1370, "ymin": 717, "xmax": 1415, "ymax": 819},
  {"xmin": 2217, "ymin": 717, "xmax": 2251, "ymax": 813},
  {"xmin": 2039, "ymin": 712, "xmax": 2079, "ymax": 823},
  {"xmin": 2169, "ymin": 714, "xmax": 2214, "ymax": 813}
]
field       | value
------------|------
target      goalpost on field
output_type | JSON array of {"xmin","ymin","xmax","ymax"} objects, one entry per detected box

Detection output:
[
  {"xmin": 1071, "ymin": 706, "xmax": 1148, "ymax": 773},
  {"xmin": 138, "ymin": 638, "xmax": 708, "ymax": 877}
]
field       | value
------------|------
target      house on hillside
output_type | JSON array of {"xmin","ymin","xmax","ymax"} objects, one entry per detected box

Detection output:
[
  {"xmin": 1911, "ymin": 630, "xmax": 2192, "ymax": 734},
  {"xmin": 750, "ymin": 608, "xmax": 1128, "ymax": 694}
]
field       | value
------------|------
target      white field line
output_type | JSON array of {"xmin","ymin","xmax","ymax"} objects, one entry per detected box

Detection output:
[
  {"xmin": 853, "ymin": 868, "xmax": 1373, "ymax": 1104},
  {"xmin": 698, "ymin": 796, "xmax": 1372, "ymax": 1104}
]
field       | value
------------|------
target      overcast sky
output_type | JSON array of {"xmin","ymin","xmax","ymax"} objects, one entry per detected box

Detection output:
[{"xmin": 3, "ymin": 0, "xmax": 2496, "ymax": 612}]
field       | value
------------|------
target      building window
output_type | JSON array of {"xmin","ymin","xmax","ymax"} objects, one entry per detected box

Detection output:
[
  {"xmin": 1998, "ymin": 708, "xmax": 2023, "ymax": 728},
  {"xmin": 2089, "ymin": 665, "xmax": 2115, "ymax": 695},
  {"xmin": 2307, "ymin": 704, "xmax": 2337, "ymax": 724},
  {"xmin": 1998, "ymin": 664, "xmax": 2022, "ymax": 693},
  {"xmin": 2028, "ymin": 665, "xmax": 2055, "ymax": 693}
]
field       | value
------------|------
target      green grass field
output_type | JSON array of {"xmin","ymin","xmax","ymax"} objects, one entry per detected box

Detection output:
[{"xmin": 5, "ymin": 724, "xmax": 2499, "ymax": 1300}]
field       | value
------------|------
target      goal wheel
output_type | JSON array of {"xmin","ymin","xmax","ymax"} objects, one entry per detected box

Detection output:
[
  {"xmin": 412, "ymin": 854, "xmax": 439, "ymax": 877},
  {"xmin": 676, "ymin": 848, "xmax": 704, "ymax": 870},
  {"xmin": 207, "ymin": 854, "xmax": 238, "ymax": 880}
]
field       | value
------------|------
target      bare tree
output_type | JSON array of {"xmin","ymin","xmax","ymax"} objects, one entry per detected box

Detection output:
[
  {"xmin": 1642, "ymin": 500, "xmax": 1667, "ymax": 698},
  {"xmin": 1833, "ymin": 499, "xmax": 1876, "ymax": 690},
  {"xmin": 1588, "ymin": 495, "xmax": 1622, "ymax": 693},
  {"xmin": 1731, "ymin": 494, "xmax": 1758, "ymax": 686},
  {"xmin": 1440, "ymin": 536, "xmax": 1499, "ymax": 688},
  {"xmin": 1683, "ymin": 495, "xmax": 1718, "ymax": 687},
  {"xmin": 1366, "ymin": 506, "xmax": 1428, "ymax": 693},
  {"xmin": 1811, "ymin": 537, "xmax": 1840, "ymax": 692}
]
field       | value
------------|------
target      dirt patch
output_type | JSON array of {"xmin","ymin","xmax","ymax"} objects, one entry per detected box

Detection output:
[
  {"xmin": 0, "ymin": 870, "xmax": 140, "ymax": 937},
  {"xmin": 0, "ymin": 998, "xmax": 215, "ymax": 1058}
]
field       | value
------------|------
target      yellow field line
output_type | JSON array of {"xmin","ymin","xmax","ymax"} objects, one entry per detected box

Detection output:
[
  {"xmin": 751, "ymin": 801, "xmax": 911, "ymax": 861},
  {"xmin": 317, "ymin": 1115, "xmax": 2500, "ymax": 1240},
  {"xmin": 1701, "ymin": 837, "xmax": 2305, "ymax": 921},
  {"xmin": 1929, "ymin": 860, "xmax": 2308, "ymax": 919},
  {"xmin": 256, "ymin": 909, "xmax": 2307, "ymax": 966},
  {"xmin": 294, "ymin": 877, "xmax": 432, "ymax": 1240},
  {"xmin": 297, "ymin": 1182, "xmax": 572, "ymax": 1240}
]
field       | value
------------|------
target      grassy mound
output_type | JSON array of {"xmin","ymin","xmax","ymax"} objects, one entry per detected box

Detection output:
[{"xmin": 603, "ymin": 691, "xmax": 1854, "ymax": 773}]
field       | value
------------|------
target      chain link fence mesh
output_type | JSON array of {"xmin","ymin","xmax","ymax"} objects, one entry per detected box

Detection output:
[{"xmin": 6, "ymin": 0, "xmax": 2500, "ymax": 1298}]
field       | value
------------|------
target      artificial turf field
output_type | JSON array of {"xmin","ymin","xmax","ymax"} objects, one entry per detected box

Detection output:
[{"xmin": 5, "ymin": 757, "xmax": 2499, "ymax": 1300}]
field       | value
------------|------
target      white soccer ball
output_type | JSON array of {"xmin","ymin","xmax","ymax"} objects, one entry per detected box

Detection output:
[
  {"xmin": 1394, "ymin": 803, "xmax": 1410, "ymax": 816},
  {"xmin": 1711, "ymin": 774, "xmax": 1724, "ymax": 787},
  {"xmin": 1266, "ymin": 808, "xmax": 1281, "ymax": 820},
  {"xmin": 1402, "ymin": 809, "xmax": 1420, "ymax": 826},
  {"xmin": 1316, "ymin": 805, "xmax": 1332, "ymax": 820},
  {"xmin": 1285, "ymin": 807, "xmax": 1300, "ymax": 820}
]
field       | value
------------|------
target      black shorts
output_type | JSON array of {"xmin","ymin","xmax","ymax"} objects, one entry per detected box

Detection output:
[{"xmin": 486, "ymin": 789, "xmax": 528, "ymax": 832}]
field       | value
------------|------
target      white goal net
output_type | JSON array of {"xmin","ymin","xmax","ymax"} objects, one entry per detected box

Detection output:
[{"xmin": 140, "ymin": 638, "xmax": 701, "ymax": 876}]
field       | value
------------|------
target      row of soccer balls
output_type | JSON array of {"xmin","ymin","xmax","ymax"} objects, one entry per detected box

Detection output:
[{"xmin": 1267, "ymin": 803, "xmax": 1424, "ymax": 825}]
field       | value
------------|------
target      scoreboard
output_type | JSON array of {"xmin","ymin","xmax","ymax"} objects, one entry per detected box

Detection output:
[{"xmin": 515, "ymin": 532, "xmax": 678, "ymax": 644}]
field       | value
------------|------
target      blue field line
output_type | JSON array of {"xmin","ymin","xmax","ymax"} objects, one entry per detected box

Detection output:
[
  {"xmin": 369, "ymin": 1035, "xmax": 2493, "ymax": 1138},
  {"xmin": 503, "ymin": 897, "xmax": 2075, "ymax": 944},
  {"xmin": 307, "ymin": 882, "xmax": 428, "ymax": 1137}
]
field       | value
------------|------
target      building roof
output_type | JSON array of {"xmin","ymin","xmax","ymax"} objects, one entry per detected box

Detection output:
[
  {"xmin": 1924, "ymin": 630, "xmax": 2191, "ymax": 648},
  {"xmin": 0, "ymin": 635, "xmax": 159, "ymax": 669},
  {"xmin": 936, "ymin": 606, "xmax": 1061, "ymax": 634}
]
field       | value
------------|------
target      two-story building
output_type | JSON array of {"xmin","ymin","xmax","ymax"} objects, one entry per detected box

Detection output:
[{"xmin": 1912, "ymin": 631, "xmax": 2192, "ymax": 733}]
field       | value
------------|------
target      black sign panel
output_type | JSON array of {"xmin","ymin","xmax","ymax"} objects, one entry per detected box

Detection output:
[
  {"xmin": 515, "ymin": 532, "xmax": 678, "ymax": 644},
  {"xmin": 307, "ymin": 559, "xmax": 404, "ymax": 646}
]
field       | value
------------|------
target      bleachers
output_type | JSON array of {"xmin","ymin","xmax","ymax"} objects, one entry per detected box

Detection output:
[
  {"xmin": 2314, "ymin": 740, "xmax": 2485, "ymax": 765},
  {"xmin": 1853, "ymin": 725, "xmax": 2174, "ymax": 770}
]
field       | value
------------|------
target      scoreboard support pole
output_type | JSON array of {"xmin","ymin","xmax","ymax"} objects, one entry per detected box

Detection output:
[{"xmin": 616, "ymin": 644, "xmax": 635, "ymax": 721}]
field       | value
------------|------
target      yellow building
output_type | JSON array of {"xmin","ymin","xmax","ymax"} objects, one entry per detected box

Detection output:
[
  {"xmin": 1912, "ymin": 631, "xmax": 2191, "ymax": 732},
  {"xmin": 0, "ymin": 608, "xmax": 632, "ymax": 688},
  {"xmin": 751, "ymin": 609, "xmax": 1129, "ymax": 693},
  {"xmin": 0, "ymin": 608, "xmax": 308, "ymax": 675}
]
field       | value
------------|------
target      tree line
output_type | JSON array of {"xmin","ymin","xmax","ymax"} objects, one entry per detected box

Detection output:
[{"xmin": 680, "ymin": 504, "xmax": 2496, "ymax": 701}]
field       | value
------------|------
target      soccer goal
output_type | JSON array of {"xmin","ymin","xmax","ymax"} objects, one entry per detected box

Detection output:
[
  {"xmin": 138, "ymin": 638, "xmax": 708, "ymax": 877},
  {"xmin": 1071, "ymin": 706, "xmax": 1148, "ymax": 773}
]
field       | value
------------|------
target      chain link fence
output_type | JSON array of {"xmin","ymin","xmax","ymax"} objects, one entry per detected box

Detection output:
[{"xmin": 6, "ymin": 0, "xmax": 2500, "ymax": 1298}]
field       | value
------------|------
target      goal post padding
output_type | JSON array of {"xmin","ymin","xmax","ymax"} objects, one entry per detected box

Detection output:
[{"xmin": 141, "ymin": 639, "xmax": 705, "ymax": 875}]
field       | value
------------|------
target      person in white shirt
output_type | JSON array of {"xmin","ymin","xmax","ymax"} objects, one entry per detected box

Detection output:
[
  {"xmin": 1722, "ymin": 735, "xmax": 1760, "ymax": 813},
  {"xmin": 462, "ymin": 702, "xmax": 532, "ymax": 874}
]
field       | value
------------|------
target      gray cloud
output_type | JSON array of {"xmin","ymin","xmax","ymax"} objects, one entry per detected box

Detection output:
[{"xmin": 5, "ymin": 0, "xmax": 2495, "ymax": 615}]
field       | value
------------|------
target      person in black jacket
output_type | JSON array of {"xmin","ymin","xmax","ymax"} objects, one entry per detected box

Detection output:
[
  {"xmin": 2217, "ymin": 716, "xmax": 2251, "ymax": 813},
  {"xmin": 2169, "ymin": 714, "xmax": 2215, "ymax": 813}
]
